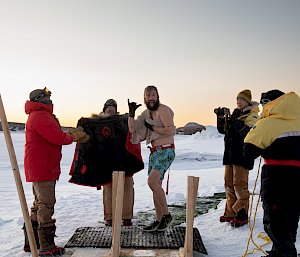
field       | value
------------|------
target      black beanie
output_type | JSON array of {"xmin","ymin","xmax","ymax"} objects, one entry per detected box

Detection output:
[
  {"xmin": 103, "ymin": 99, "xmax": 117, "ymax": 112},
  {"xmin": 260, "ymin": 90, "xmax": 285, "ymax": 105}
]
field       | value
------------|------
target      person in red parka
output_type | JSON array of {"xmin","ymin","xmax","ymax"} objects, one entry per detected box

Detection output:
[{"xmin": 23, "ymin": 87, "xmax": 85, "ymax": 256}]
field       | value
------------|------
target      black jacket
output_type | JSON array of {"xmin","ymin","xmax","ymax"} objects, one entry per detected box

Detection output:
[{"xmin": 217, "ymin": 108, "xmax": 255, "ymax": 169}]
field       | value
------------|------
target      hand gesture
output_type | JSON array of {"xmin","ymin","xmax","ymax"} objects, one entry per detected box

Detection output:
[{"xmin": 128, "ymin": 99, "xmax": 141, "ymax": 118}]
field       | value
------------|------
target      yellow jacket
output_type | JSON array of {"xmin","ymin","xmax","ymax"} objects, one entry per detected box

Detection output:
[{"xmin": 245, "ymin": 92, "xmax": 300, "ymax": 149}]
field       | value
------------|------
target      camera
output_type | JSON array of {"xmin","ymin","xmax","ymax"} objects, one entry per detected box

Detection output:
[{"xmin": 214, "ymin": 107, "xmax": 230, "ymax": 116}]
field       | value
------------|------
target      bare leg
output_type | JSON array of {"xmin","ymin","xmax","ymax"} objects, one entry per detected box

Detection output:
[{"xmin": 148, "ymin": 169, "xmax": 169, "ymax": 221}]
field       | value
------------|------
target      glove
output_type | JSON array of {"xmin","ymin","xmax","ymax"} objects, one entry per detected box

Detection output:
[
  {"xmin": 128, "ymin": 99, "xmax": 141, "ymax": 118},
  {"xmin": 68, "ymin": 128, "xmax": 90, "ymax": 143},
  {"xmin": 144, "ymin": 120, "xmax": 154, "ymax": 131}
]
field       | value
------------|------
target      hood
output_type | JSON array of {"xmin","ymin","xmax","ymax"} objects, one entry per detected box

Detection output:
[
  {"xmin": 25, "ymin": 100, "xmax": 54, "ymax": 115},
  {"xmin": 260, "ymin": 92, "xmax": 300, "ymax": 120},
  {"xmin": 246, "ymin": 101, "xmax": 259, "ymax": 113}
]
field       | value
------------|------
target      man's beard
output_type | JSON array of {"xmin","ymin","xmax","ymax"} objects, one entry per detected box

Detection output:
[{"xmin": 145, "ymin": 99, "xmax": 160, "ymax": 111}]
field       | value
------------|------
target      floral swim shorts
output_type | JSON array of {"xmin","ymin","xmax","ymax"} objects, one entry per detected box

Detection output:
[{"xmin": 148, "ymin": 147, "xmax": 175, "ymax": 180}]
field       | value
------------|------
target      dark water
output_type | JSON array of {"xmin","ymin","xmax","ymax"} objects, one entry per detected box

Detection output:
[{"xmin": 135, "ymin": 192, "xmax": 226, "ymax": 226}]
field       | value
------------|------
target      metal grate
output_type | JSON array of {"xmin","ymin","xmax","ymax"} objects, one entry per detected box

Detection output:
[{"xmin": 65, "ymin": 226, "xmax": 207, "ymax": 255}]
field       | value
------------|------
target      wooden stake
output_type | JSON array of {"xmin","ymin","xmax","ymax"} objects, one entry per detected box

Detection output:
[
  {"xmin": 181, "ymin": 176, "xmax": 199, "ymax": 257},
  {"xmin": 111, "ymin": 171, "xmax": 125, "ymax": 257},
  {"xmin": 112, "ymin": 171, "xmax": 119, "ymax": 228},
  {"xmin": 0, "ymin": 94, "xmax": 39, "ymax": 257}
]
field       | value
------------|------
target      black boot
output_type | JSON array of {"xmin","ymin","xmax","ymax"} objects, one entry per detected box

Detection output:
[
  {"xmin": 23, "ymin": 221, "xmax": 40, "ymax": 252},
  {"xmin": 230, "ymin": 208, "xmax": 248, "ymax": 227},
  {"xmin": 37, "ymin": 226, "xmax": 65, "ymax": 256}
]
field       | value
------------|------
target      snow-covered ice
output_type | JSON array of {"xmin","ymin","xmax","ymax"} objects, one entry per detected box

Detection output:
[{"xmin": 0, "ymin": 127, "xmax": 299, "ymax": 257}]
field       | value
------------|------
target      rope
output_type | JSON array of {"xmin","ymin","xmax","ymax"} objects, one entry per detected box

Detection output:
[
  {"xmin": 165, "ymin": 168, "xmax": 170, "ymax": 195},
  {"xmin": 242, "ymin": 157, "xmax": 271, "ymax": 257}
]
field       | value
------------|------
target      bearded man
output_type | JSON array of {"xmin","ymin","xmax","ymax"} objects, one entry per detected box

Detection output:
[{"xmin": 128, "ymin": 85, "xmax": 176, "ymax": 232}]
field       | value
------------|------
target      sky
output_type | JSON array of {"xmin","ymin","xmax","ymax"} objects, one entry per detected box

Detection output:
[{"xmin": 1, "ymin": 0, "xmax": 300, "ymax": 127}]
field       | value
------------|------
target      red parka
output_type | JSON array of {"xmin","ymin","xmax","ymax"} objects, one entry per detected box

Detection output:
[{"xmin": 24, "ymin": 101, "xmax": 74, "ymax": 182}]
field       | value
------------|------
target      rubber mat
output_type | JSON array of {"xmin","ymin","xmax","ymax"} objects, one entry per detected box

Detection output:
[{"xmin": 65, "ymin": 226, "xmax": 207, "ymax": 255}]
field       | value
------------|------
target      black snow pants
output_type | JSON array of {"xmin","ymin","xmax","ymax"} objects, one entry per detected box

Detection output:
[{"xmin": 261, "ymin": 165, "xmax": 300, "ymax": 257}]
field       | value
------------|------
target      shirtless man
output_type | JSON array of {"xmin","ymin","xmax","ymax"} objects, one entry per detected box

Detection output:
[{"xmin": 128, "ymin": 85, "xmax": 175, "ymax": 231}]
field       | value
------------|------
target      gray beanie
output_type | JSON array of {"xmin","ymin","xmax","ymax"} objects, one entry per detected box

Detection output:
[{"xmin": 29, "ymin": 88, "xmax": 52, "ymax": 104}]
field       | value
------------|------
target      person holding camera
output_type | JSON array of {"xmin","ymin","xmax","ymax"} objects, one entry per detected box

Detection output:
[{"xmin": 215, "ymin": 89, "xmax": 259, "ymax": 227}]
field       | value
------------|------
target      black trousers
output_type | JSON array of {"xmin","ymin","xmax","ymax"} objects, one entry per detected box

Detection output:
[{"xmin": 261, "ymin": 165, "xmax": 300, "ymax": 257}]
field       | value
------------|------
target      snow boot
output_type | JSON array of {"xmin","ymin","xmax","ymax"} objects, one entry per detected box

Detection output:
[
  {"xmin": 219, "ymin": 215, "xmax": 235, "ymax": 223},
  {"xmin": 230, "ymin": 208, "xmax": 248, "ymax": 227},
  {"xmin": 23, "ymin": 221, "xmax": 40, "ymax": 252},
  {"xmin": 38, "ymin": 246, "xmax": 65, "ymax": 256},
  {"xmin": 262, "ymin": 250, "xmax": 283, "ymax": 257},
  {"xmin": 104, "ymin": 219, "xmax": 112, "ymax": 227},
  {"xmin": 37, "ymin": 226, "xmax": 65, "ymax": 256},
  {"xmin": 122, "ymin": 219, "xmax": 133, "ymax": 226}
]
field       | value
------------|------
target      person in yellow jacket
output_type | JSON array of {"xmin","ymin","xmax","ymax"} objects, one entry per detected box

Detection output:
[{"xmin": 244, "ymin": 90, "xmax": 300, "ymax": 257}]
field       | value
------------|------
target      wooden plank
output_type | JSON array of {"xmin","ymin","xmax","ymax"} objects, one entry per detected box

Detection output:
[
  {"xmin": 184, "ymin": 176, "xmax": 194, "ymax": 257},
  {"xmin": 112, "ymin": 171, "xmax": 119, "ymax": 226},
  {"xmin": 111, "ymin": 172, "xmax": 125, "ymax": 257},
  {"xmin": 192, "ymin": 177, "xmax": 199, "ymax": 211},
  {"xmin": 183, "ymin": 176, "xmax": 199, "ymax": 257}
]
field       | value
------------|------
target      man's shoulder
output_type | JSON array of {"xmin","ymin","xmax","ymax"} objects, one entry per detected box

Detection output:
[{"xmin": 158, "ymin": 103, "xmax": 173, "ymax": 112}]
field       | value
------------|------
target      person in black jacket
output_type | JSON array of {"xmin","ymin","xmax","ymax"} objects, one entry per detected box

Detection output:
[
  {"xmin": 244, "ymin": 90, "xmax": 300, "ymax": 257},
  {"xmin": 216, "ymin": 89, "xmax": 259, "ymax": 227}
]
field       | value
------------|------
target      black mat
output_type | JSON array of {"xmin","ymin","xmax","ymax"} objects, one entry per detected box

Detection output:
[{"xmin": 65, "ymin": 226, "xmax": 207, "ymax": 255}]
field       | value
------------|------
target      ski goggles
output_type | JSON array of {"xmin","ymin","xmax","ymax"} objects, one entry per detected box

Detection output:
[
  {"xmin": 103, "ymin": 99, "xmax": 117, "ymax": 110},
  {"xmin": 260, "ymin": 98, "xmax": 271, "ymax": 106},
  {"xmin": 105, "ymin": 99, "xmax": 117, "ymax": 106},
  {"xmin": 32, "ymin": 87, "xmax": 52, "ymax": 102}
]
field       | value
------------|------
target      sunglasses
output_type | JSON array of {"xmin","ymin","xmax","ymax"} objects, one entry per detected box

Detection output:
[
  {"xmin": 33, "ymin": 87, "xmax": 52, "ymax": 102},
  {"xmin": 260, "ymin": 99, "xmax": 271, "ymax": 106}
]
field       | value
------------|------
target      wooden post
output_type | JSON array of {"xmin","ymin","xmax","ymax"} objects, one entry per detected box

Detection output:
[
  {"xmin": 111, "ymin": 171, "xmax": 125, "ymax": 257},
  {"xmin": 180, "ymin": 176, "xmax": 199, "ymax": 257},
  {"xmin": 0, "ymin": 94, "xmax": 39, "ymax": 257},
  {"xmin": 112, "ymin": 171, "xmax": 119, "ymax": 228},
  {"xmin": 192, "ymin": 177, "xmax": 199, "ymax": 213}
]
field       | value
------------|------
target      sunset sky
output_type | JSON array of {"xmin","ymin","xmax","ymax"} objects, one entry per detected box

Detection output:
[{"xmin": 1, "ymin": 0, "xmax": 299, "ymax": 127}]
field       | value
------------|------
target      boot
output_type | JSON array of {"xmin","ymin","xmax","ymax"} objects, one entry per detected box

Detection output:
[
  {"xmin": 37, "ymin": 226, "xmax": 65, "ymax": 256},
  {"xmin": 230, "ymin": 208, "xmax": 248, "ymax": 227},
  {"xmin": 219, "ymin": 215, "xmax": 235, "ymax": 223},
  {"xmin": 23, "ymin": 221, "xmax": 40, "ymax": 252},
  {"xmin": 122, "ymin": 219, "xmax": 133, "ymax": 226}
]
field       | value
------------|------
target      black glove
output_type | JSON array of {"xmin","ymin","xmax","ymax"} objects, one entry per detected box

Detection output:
[
  {"xmin": 144, "ymin": 120, "xmax": 154, "ymax": 131},
  {"xmin": 128, "ymin": 99, "xmax": 142, "ymax": 117}
]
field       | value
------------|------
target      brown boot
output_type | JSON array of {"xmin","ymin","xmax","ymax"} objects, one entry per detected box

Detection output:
[
  {"xmin": 23, "ymin": 221, "xmax": 40, "ymax": 252},
  {"xmin": 37, "ymin": 226, "xmax": 65, "ymax": 256}
]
